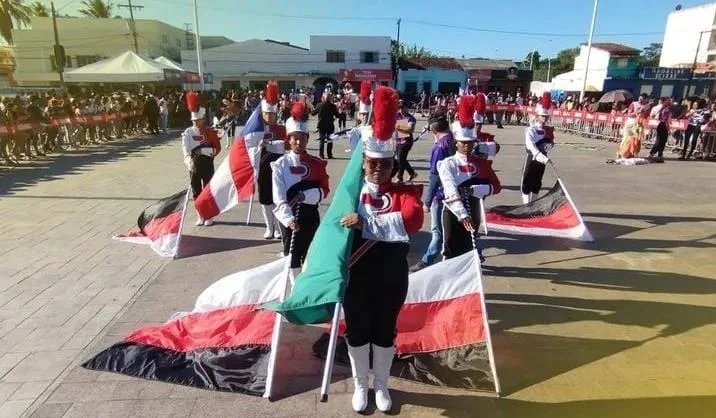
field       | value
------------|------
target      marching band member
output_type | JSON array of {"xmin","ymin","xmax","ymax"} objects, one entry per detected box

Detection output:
[
  {"xmin": 474, "ymin": 87, "xmax": 487, "ymax": 132},
  {"xmin": 340, "ymin": 80, "xmax": 372, "ymax": 152},
  {"xmin": 181, "ymin": 91, "xmax": 221, "ymax": 226},
  {"xmin": 271, "ymin": 102, "xmax": 330, "ymax": 276},
  {"xmin": 521, "ymin": 92, "xmax": 555, "ymax": 203},
  {"xmin": 339, "ymin": 86, "xmax": 424, "ymax": 413},
  {"xmin": 438, "ymin": 96, "xmax": 501, "ymax": 261},
  {"xmin": 250, "ymin": 81, "xmax": 287, "ymax": 239}
]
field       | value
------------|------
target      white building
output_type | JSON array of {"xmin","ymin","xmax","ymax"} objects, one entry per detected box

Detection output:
[
  {"xmin": 659, "ymin": 3, "xmax": 716, "ymax": 67},
  {"xmin": 551, "ymin": 43, "xmax": 640, "ymax": 93},
  {"xmin": 181, "ymin": 35, "xmax": 392, "ymax": 91},
  {"xmin": 12, "ymin": 17, "xmax": 232, "ymax": 87}
]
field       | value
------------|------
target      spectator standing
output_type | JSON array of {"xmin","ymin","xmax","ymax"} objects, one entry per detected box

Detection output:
[
  {"xmin": 394, "ymin": 99, "xmax": 418, "ymax": 182},
  {"xmin": 680, "ymin": 100, "xmax": 711, "ymax": 160},
  {"xmin": 649, "ymin": 97, "xmax": 671, "ymax": 159},
  {"xmin": 313, "ymin": 92, "xmax": 339, "ymax": 159},
  {"xmin": 158, "ymin": 97, "xmax": 169, "ymax": 133}
]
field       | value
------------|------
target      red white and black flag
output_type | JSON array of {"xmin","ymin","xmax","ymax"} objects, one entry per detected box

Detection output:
[
  {"xmin": 485, "ymin": 179, "xmax": 593, "ymax": 242},
  {"xmin": 82, "ymin": 258, "xmax": 288, "ymax": 396},
  {"xmin": 112, "ymin": 189, "xmax": 190, "ymax": 258}
]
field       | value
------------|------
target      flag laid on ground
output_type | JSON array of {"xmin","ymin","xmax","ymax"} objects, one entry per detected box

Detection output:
[
  {"xmin": 82, "ymin": 258, "xmax": 287, "ymax": 396},
  {"xmin": 194, "ymin": 106, "xmax": 263, "ymax": 220},
  {"xmin": 264, "ymin": 141, "xmax": 366, "ymax": 325},
  {"xmin": 112, "ymin": 189, "xmax": 189, "ymax": 257},
  {"xmin": 485, "ymin": 179, "xmax": 593, "ymax": 242},
  {"xmin": 313, "ymin": 251, "xmax": 498, "ymax": 391}
]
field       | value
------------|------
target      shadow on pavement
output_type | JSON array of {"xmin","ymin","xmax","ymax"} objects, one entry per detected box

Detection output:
[
  {"xmin": 0, "ymin": 132, "xmax": 177, "ymax": 196},
  {"xmin": 177, "ymin": 234, "xmax": 277, "ymax": 258},
  {"xmin": 391, "ymin": 393, "xmax": 716, "ymax": 418}
]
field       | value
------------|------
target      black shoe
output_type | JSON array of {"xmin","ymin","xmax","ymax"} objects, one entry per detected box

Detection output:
[
  {"xmin": 319, "ymin": 154, "xmax": 325, "ymax": 159},
  {"xmin": 327, "ymin": 155, "xmax": 334, "ymax": 159},
  {"xmin": 678, "ymin": 156, "xmax": 686, "ymax": 161},
  {"xmin": 410, "ymin": 261, "xmax": 428, "ymax": 273},
  {"xmin": 497, "ymin": 125, "xmax": 504, "ymax": 129}
]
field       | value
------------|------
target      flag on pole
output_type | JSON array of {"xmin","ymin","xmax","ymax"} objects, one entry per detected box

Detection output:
[
  {"xmin": 82, "ymin": 258, "xmax": 287, "ymax": 396},
  {"xmin": 112, "ymin": 189, "xmax": 189, "ymax": 257},
  {"xmin": 194, "ymin": 106, "xmax": 263, "ymax": 220},
  {"xmin": 312, "ymin": 251, "xmax": 499, "ymax": 391},
  {"xmin": 263, "ymin": 142, "xmax": 366, "ymax": 325},
  {"xmin": 485, "ymin": 180, "xmax": 593, "ymax": 241}
]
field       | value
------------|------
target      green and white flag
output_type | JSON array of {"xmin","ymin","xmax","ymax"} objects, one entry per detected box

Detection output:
[{"xmin": 264, "ymin": 143, "xmax": 365, "ymax": 324}]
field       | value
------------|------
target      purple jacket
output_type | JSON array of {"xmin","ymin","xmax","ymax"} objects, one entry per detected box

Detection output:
[{"xmin": 424, "ymin": 132, "xmax": 455, "ymax": 205}]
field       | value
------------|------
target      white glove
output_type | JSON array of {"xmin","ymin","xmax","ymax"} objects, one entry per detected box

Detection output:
[
  {"xmin": 535, "ymin": 153, "xmax": 550, "ymax": 164},
  {"xmin": 273, "ymin": 203, "xmax": 295, "ymax": 228},
  {"xmin": 471, "ymin": 184, "xmax": 492, "ymax": 198},
  {"xmin": 184, "ymin": 157, "xmax": 194, "ymax": 171},
  {"xmin": 476, "ymin": 142, "xmax": 498, "ymax": 156},
  {"xmin": 301, "ymin": 189, "xmax": 321, "ymax": 205},
  {"xmin": 328, "ymin": 133, "xmax": 339, "ymax": 141}
]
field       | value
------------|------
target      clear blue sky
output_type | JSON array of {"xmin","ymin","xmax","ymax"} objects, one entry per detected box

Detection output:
[{"xmin": 50, "ymin": 0, "xmax": 709, "ymax": 59}]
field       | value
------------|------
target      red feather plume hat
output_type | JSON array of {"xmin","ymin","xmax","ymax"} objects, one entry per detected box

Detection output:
[
  {"xmin": 358, "ymin": 80, "xmax": 372, "ymax": 114},
  {"xmin": 362, "ymin": 86, "xmax": 398, "ymax": 158},
  {"xmin": 286, "ymin": 101, "xmax": 309, "ymax": 135},
  {"xmin": 261, "ymin": 81, "xmax": 279, "ymax": 113},
  {"xmin": 536, "ymin": 92, "xmax": 552, "ymax": 116},
  {"xmin": 186, "ymin": 91, "xmax": 205, "ymax": 121},
  {"xmin": 452, "ymin": 95, "xmax": 476, "ymax": 142}
]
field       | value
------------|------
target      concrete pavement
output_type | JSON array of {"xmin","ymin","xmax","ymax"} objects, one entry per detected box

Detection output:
[{"xmin": 2, "ymin": 120, "xmax": 715, "ymax": 417}]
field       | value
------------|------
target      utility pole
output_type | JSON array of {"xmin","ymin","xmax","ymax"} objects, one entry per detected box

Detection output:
[
  {"xmin": 394, "ymin": 18, "xmax": 401, "ymax": 87},
  {"xmin": 192, "ymin": 0, "xmax": 204, "ymax": 91},
  {"xmin": 687, "ymin": 30, "xmax": 709, "ymax": 97},
  {"xmin": 580, "ymin": 0, "xmax": 599, "ymax": 102},
  {"xmin": 118, "ymin": 0, "xmax": 143, "ymax": 54},
  {"xmin": 50, "ymin": 1, "xmax": 65, "ymax": 88}
]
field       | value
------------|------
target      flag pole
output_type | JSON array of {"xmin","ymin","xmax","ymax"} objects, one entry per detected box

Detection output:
[
  {"xmin": 263, "ymin": 204, "xmax": 301, "ymax": 400},
  {"xmin": 479, "ymin": 197, "xmax": 488, "ymax": 235},
  {"xmin": 319, "ymin": 302, "xmax": 342, "ymax": 402},
  {"xmin": 173, "ymin": 187, "xmax": 192, "ymax": 259},
  {"xmin": 464, "ymin": 192, "xmax": 501, "ymax": 395}
]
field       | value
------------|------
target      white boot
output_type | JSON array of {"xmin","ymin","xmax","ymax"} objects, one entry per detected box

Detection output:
[
  {"xmin": 273, "ymin": 217, "xmax": 282, "ymax": 240},
  {"xmin": 195, "ymin": 210, "xmax": 204, "ymax": 226},
  {"xmin": 521, "ymin": 193, "xmax": 531, "ymax": 204},
  {"xmin": 203, "ymin": 218, "xmax": 214, "ymax": 226},
  {"xmin": 261, "ymin": 205, "xmax": 275, "ymax": 239},
  {"xmin": 347, "ymin": 344, "xmax": 370, "ymax": 413},
  {"xmin": 372, "ymin": 344, "xmax": 396, "ymax": 412}
]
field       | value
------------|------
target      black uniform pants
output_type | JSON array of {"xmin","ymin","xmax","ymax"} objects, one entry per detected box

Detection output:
[
  {"xmin": 650, "ymin": 122, "xmax": 669, "ymax": 157},
  {"xmin": 344, "ymin": 237, "xmax": 409, "ymax": 348},
  {"xmin": 319, "ymin": 128, "xmax": 334, "ymax": 158},
  {"xmin": 258, "ymin": 150, "xmax": 282, "ymax": 205},
  {"xmin": 190, "ymin": 154, "xmax": 214, "ymax": 199},
  {"xmin": 442, "ymin": 196, "xmax": 481, "ymax": 260},
  {"xmin": 682, "ymin": 124, "xmax": 701, "ymax": 157},
  {"xmin": 395, "ymin": 141, "xmax": 416, "ymax": 180},
  {"xmin": 521, "ymin": 153, "xmax": 546, "ymax": 195},
  {"xmin": 279, "ymin": 204, "xmax": 320, "ymax": 268}
]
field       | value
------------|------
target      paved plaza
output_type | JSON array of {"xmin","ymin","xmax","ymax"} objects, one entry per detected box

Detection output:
[{"xmin": 1, "ymin": 121, "xmax": 715, "ymax": 417}]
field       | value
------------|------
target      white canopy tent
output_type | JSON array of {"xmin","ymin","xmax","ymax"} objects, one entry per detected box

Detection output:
[
  {"xmin": 64, "ymin": 51, "xmax": 167, "ymax": 83},
  {"xmin": 551, "ymin": 70, "xmax": 602, "ymax": 93},
  {"xmin": 153, "ymin": 56, "xmax": 185, "ymax": 72}
]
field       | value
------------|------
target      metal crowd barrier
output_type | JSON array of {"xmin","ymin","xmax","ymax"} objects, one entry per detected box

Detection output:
[{"xmin": 0, "ymin": 111, "xmax": 140, "ymax": 135}]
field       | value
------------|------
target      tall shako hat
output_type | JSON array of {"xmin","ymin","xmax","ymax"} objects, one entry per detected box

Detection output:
[
  {"xmin": 362, "ymin": 86, "xmax": 399, "ymax": 159},
  {"xmin": 261, "ymin": 81, "xmax": 279, "ymax": 113},
  {"xmin": 453, "ymin": 95, "xmax": 476, "ymax": 142},
  {"xmin": 536, "ymin": 92, "xmax": 552, "ymax": 116},
  {"xmin": 358, "ymin": 80, "xmax": 372, "ymax": 114},
  {"xmin": 285, "ymin": 101, "xmax": 309, "ymax": 135},
  {"xmin": 186, "ymin": 91, "xmax": 205, "ymax": 121}
]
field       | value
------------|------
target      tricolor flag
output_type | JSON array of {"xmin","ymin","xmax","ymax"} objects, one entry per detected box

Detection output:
[
  {"xmin": 82, "ymin": 257, "xmax": 287, "ymax": 396},
  {"xmin": 112, "ymin": 189, "xmax": 190, "ymax": 258},
  {"xmin": 313, "ymin": 251, "xmax": 499, "ymax": 391},
  {"xmin": 486, "ymin": 179, "xmax": 593, "ymax": 242},
  {"xmin": 194, "ymin": 106, "xmax": 263, "ymax": 220}
]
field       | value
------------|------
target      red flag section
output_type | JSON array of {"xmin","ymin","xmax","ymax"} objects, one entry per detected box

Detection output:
[{"xmin": 486, "ymin": 180, "xmax": 593, "ymax": 242}]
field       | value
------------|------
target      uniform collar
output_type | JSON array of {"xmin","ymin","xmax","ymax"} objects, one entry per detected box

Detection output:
[{"xmin": 363, "ymin": 179, "xmax": 391, "ymax": 194}]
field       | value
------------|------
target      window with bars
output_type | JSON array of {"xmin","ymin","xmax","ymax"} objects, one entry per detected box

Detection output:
[{"xmin": 326, "ymin": 50, "xmax": 345, "ymax": 63}]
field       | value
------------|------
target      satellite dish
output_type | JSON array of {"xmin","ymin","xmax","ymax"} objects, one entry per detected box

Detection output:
[{"xmin": 675, "ymin": 4, "xmax": 682, "ymax": 10}]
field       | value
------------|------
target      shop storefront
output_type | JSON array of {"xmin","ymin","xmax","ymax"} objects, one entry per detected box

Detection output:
[{"xmin": 338, "ymin": 69, "xmax": 394, "ymax": 90}]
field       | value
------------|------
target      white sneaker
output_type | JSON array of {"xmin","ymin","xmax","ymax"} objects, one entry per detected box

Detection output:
[
  {"xmin": 203, "ymin": 219, "xmax": 214, "ymax": 226},
  {"xmin": 195, "ymin": 218, "xmax": 205, "ymax": 226}
]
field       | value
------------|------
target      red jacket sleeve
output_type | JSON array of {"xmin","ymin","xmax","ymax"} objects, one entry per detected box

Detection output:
[{"xmin": 398, "ymin": 185, "xmax": 424, "ymax": 236}]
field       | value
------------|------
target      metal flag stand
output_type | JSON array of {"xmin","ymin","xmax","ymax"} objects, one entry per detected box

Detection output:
[
  {"xmin": 463, "ymin": 192, "xmax": 502, "ymax": 396},
  {"xmin": 263, "ymin": 204, "xmax": 301, "ymax": 400},
  {"xmin": 173, "ymin": 187, "xmax": 192, "ymax": 260}
]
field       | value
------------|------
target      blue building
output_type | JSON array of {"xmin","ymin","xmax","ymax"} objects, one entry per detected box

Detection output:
[{"xmin": 397, "ymin": 58, "xmax": 466, "ymax": 99}]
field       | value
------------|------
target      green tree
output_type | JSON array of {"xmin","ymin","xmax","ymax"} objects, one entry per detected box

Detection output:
[
  {"xmin": 0, "ymin": 0, "xmax": 33, "ymax": 45},
  {"xmin": 524, "ymin": 50, "xmax": 542, "ymax": 69},
  {"xmin": 78, "ymin": 0, "xmax": 113, "ymax": 18},
  {"xmin": 391, "ymin": 41, "xmax": 437, "ymax": 60},
  {"xmin": 29, "ymin": 1, "xmax": 47, "ymax": 17},
  {"xmin": 640, "ymin": 42, "xmax": 662, "ymax": 67},
  {"xmin": 550, "ymin": 47, "xmax": 580, "ymax": 76}
]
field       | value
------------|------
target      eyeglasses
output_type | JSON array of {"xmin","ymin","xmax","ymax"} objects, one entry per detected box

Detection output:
[{"xmin": 365, "ymin": 159, "xmax": 393, "ymax": 169}]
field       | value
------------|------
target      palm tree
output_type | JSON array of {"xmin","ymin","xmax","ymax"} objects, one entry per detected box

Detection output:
[
  {"xmin": 29, "ymin": 1, "xmax": 47, "ymax": 17},
  {"xmin": 78, "ymin": 0, "xmax": 113, "ymax": 18},
  {"xmin": 0, "ymin": 0, "xmax": 33, "ymax": 45}
]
